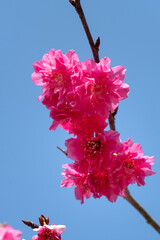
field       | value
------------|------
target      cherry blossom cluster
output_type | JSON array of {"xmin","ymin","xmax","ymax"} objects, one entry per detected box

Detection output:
[
  {"xmin": 22, "ymin": 214, "xmax": 66, "ymax": 240},
  {"xmin": 0, "ymin": 216, "xmax": 66, "ymax": 240},
  {"xmin": 32, "ymin": 49, "xmax": 128, "ymax": 136},
  {"xmin": 32, "ymin": 49, "xmax": 155, "ymax": 204}
]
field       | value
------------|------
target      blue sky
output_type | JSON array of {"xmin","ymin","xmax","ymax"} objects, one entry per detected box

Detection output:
[{"xmin": 1, "ymin": 0, "xmax": 160, "ymax": 239}]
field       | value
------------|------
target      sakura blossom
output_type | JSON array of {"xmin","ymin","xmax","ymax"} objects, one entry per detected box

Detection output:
[
  {"xmin": 49, "ymin": 106, "xmax": 107, "ymax": 137},
  {"xmin": 32, "ymin": 50, "xmax": 129, "ymax": 135},
  {"xmin": 61, "ymin": 163, "xmax": 120, "ymax": 203},
  {"xmin": 31, "ymin": 49, "xmax": 79, "ymax": 109},
  {"xmin": 112, "ymin": 138, "xmax": 156, "ymax": 194},
  {"xmin": 32, "ymin": 49, "xmax": 155, "ymax": 205},
  {"xmin": 32, "ymin": 224, "xmax": 66, "ymax": 240},
  {"xmin": 61, "ymin": 130, "xmax": 123, "ymax": 203},
  {"xmin": 65, "ymin": 130, "xmax": 122, "ymax": 170},
  {"xmin": 0, "ymin": 224, "xmax": 22, "ymax": 240},
  {"xmin": 72, "ymin": 57, "xmax": 129, "ymax": 119},
  {"xmin": 61, "ymin": 137, "xmax": 155, "ymax": 204}
]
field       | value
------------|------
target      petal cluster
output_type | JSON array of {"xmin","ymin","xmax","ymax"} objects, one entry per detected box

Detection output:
[
  {"xmin": 32, "ymin": 224, "xmax": 66, "ymax": 240},
  {"xmin": 112, "ymin": 139, "xmax": 155, "ymax": 189},
  {"xmin": 61, "ymin": 136, "xmax": 155, "ymax": 203},
  {"xmin": 32, "ymin": 49, "xmax": 129, "ymax": 136},
  {"xmin": 32, "ymin": 49, "xmax": 155, "ymax": 204},
  {"xmin": 73, "ymin": 58, "xmax": 129, "ymax": 119},
  {"xmin": 0, "ymin": 224, "xmax": 22, "ymax": 240},
  {"xmin": 32, "ymin": 49, "xmax": 79, "ymax": 108}
]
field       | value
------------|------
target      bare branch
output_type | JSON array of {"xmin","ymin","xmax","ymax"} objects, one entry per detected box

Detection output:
[
  {"xmin": 69, "ymin": 0, "xmax": 99, "ymax": 63},
  {"xmin": 57, "ymin": 146, "xmax": 68, "ymax": 156},
  {"xmin": 124, "ymin": 188, "xmax": 160, "ymax": 234}
]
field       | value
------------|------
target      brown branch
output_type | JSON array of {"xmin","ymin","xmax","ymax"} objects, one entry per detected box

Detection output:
[
  {"xmin": 68, "ymin": 0, "xmax": 160, "ymax": 235},
  {"xmin": 108, "ymin": 107, "xmax": 118, "ymax": 131},
  {"xmin": 69, "ymin": 0, "xmax": 100, "ymax": 63},
  {"xmin": 108, "ymin": 112, "xmax": 116, "ymax": 130},
  {"xmin": 57, "ymin": 146, "xmax": 68, "ymax": 156},
  {"xmin": 124, "ymin": 188, "xmax": 160, "ymax": 234}
]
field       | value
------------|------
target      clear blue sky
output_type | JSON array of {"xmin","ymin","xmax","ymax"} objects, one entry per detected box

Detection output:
[{"xmin": 1, "ymin": 0, "xmax": 160, "ymax": 239}]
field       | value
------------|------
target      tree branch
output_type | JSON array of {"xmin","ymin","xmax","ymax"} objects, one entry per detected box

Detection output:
[
  {"xmin": 68, "ymin": 0, "xmax": 160, "ymax": 235},
  {"xmin": 108, "ymin": 107, "xmax": 118, "ymax": 131},
  {"xmin": 69, "ymin": 0, "xmax": 100, "ymax": 63},
  {"xmin": 124, "ymin": 188, "xmax": 160, "ymax": 234}
]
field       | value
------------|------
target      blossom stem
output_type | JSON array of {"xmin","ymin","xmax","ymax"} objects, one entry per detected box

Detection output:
[
  {"xmin": 124, "ymin": 188, "xmax": 160, "ymax": 234},
  {"xmin": 69, "ymin": 0, "xmax": 100, "ymax": 63},
  {"xmin": 57, "ymin": 146, "xmax": 68, "ymax": 156}
]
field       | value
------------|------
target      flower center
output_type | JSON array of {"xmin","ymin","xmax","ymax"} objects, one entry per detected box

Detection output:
[
  {"xmin": 123, "ymin": 155, "xmax": 134, "ymax": 169},
  {"xmin": 38, "ymin": 228, "xmax": 59, "ymax": 240},
  {"xmin": 43, "ymin": 71, "xmax": 66, "ymax": 89},
  {"xmin": 84, "ymin": 139, "xmax": 102, "ymax": 156},
  {"xmin": 90, "ymin": 77, "xmax": 109, "ymax": 100}
]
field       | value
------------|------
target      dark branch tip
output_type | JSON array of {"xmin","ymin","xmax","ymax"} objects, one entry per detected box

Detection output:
[
  {"xmin": 95, "ymin": 37, "xmax": 100, "ymax": 50},
  {"xmin": 69, "ymin": 0, "xmax": 76, "ymax": 7},
  {"xmin": 57, "ymin": 146, "xmax": 68, "ymax": 156},
  {"xmin": 22, "ymin": 220, "xmax": 39, "ymax": 229},
  {"xmin": 112, "ymin": 106, "xmax": 118, "ymax": 117}
]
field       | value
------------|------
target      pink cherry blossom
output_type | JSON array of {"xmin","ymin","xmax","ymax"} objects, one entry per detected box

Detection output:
[
  {"xmin": 61, "ymin": 164, "xmax": 92, "ymax": 204},
  {"xmin": 61, "ymin": 163, "xmax": 121, "ymax": 203},
  {"xmin": 32, "ymin": 224, "xmax": 66, "ymax": 240},
  {"xmin": 61, "ymin": 136, "xmax": 155, "ymax": 203},
  {"xmin": 31, "ymin": 49, "xmax": 79, "ymax": 109},
  {"xmin": 65, "ymin": 130, "xmax": 122, "ymax": 170},
  {"xmin": 112, "ymin": 138, "xmax": 155, "ymax": 194},
  {"xmin": 61, "ymin": 130, "xmax": 123, "ymax": 203},
  {"xmin": 32, "ymin": 50, "xmax": 129, "ymax": 135},
  {"xmin": 49, "ymin": 106, "xmax": 107, "ymax": 136},
  {"xmin": 0, "ymin": 224, "xmax": 22, "ymax": 240},
  {"xmin": 72, "ymin": 57, "xmax": 129, "ymax": 119}
]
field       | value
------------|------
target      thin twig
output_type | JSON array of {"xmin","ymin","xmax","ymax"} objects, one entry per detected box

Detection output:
[
  {"xmin": 69, "ymin": 0, "xmax": 100, "ymax": 63},
  {"xmin": 57, "ymin": 146, "xmax": 68, "ymax": 156},
  {"xmin": 124, "ymin": 188, "xmax": 160, "ymax": 234}
]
